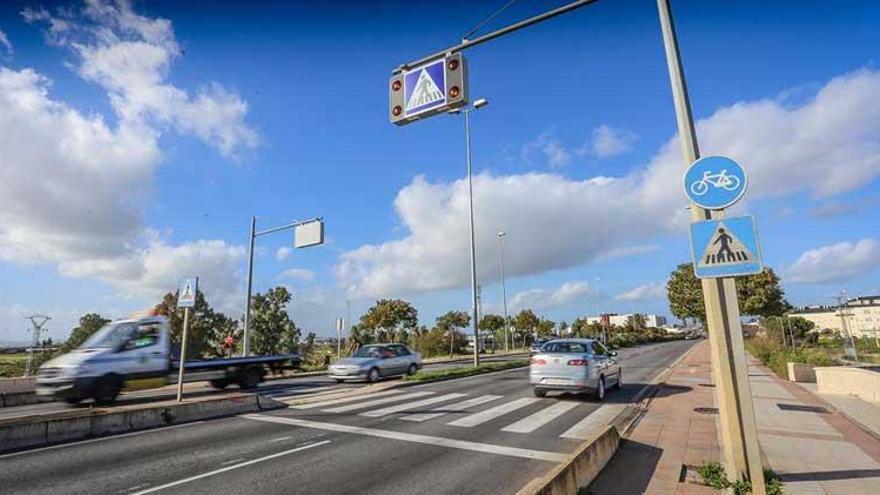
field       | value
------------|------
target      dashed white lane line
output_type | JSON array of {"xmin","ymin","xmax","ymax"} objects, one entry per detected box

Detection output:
[
  {"xmin": 288, "ymin": 389, "xmax": 406, "ymax": 409},
  {"xmin": 446, "ymin": 398, "xmax": 541, "ymax": 428},
  {"xmin": 400, "ymin": 395, "xmax": 503, "ymax": 422},
  {"xmin": 359, "ymin": 393, "xmax": 466, "ymax": 418},
  {"xmin": 129, "ymin": 440, "xmax": 330, "ymax": 494},
  {"xmin": 323, "ymin": 392, "xmax": 434, "ymax": 413},
  {"xmin": 501, "ymin": 401, "xmax": 580, "ymax": 434},
  {"xmin": 240, "ymin": 414, "xmax": 565, "ymax": 463},
  {"xmin": 0, "ymin": 421, "xmax": 207, "ymax": 459}
]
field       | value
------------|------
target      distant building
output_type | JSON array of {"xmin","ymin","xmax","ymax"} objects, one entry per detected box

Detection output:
[
  {"xmin": 584, "ymin": 313, "xmax": 668, "ymax": 329},
  {"xmin": 792, "ymin": 295, "xmax": 880, "ymax": 338}
]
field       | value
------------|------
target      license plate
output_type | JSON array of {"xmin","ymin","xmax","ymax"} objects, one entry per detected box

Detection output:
[{"xmin": 544, "ymin": 378, "xmax": 569, "ymax": 385}]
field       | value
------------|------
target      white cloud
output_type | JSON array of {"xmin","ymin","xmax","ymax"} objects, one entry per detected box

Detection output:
[
  {"xmin": 522, "ymin": 132, "xmax": 571, "ymax": 168},
  {"xmin": 337, "ymin": 69, "xmax": 880, "ymax": 297},
  {"xmin": 786, "ymin": 239, "xmax": 880, "ymax": 284},
  {"xmin": 615, "ymin": 282, "xmax": 667, "ymax": 302},
  {"xmin": 508, "ymin": 282, "xmax": 592, "ymax": 312},
  {"xmin": 278, "ymin": 268, "xmax": 316, "ymax": 282},
  {"xmin": 23, "ymin": 1, "xmax": 258, "ymax": 159},
  {"xmin": 588, "ymin": 125, "xmax": 637, "ymax": 158},
  {"xmin": 0, "ymin": 29, "xmax": 12, "ymax": 57},
  {"xmin": 0, "ymin": 1, "xmax": 255, "ymax": 310},
  {"xmin": 276, "ymin": 247, "xmax": 293, "ymax": 261}
]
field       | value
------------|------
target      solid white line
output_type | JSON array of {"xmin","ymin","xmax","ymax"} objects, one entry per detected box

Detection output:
[
  {"xmin": 130, "ymin": 440, "xmax": 330, "ymax": 494},
  {"xmin": 559, "ymin": 404, "xmax": 626, "ymax": 440},
  {"xmin": 240, "ymin": 414, "xmax": 565, "ymax": 463},
  {"xmin": 359, "ymin": 393, "xmax": 466, "ymax": 418},
  {"xmin": 401, "ymin": 395, "xmax": 503, "ymax": 422},
  {"xmin": 501, "ymin": 401, "xmax": 580, "ymax": 434},
  {"xmin": 288, "ymin": 389, "xmax": 406, "ymax": 409},
  {"xmin": 220, "ymin": 457, "xmax": 245, "ymax": 466},
  {"xmin": 446, "ymin": 398, "xmax": 541, "ymax": 428},
  {"xmin": 0, "ymin": 421, "xmax": 207, "ymax": 459},
  {"xmin": 323, "ymin": 392, "xmax": 434, "ymax": 413}
]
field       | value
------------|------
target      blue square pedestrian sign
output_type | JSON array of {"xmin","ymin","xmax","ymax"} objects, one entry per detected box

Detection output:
[
  {"xmin": 404, "ymin": 58, "xmax": 446, "ymax": 117},
  {"xmin": 177, "ymin": 277, "xmax": 198, "ymax": 309},
  {"xmin": 689, "ymin": 216, "xmax": 763, "ymax": 278}
]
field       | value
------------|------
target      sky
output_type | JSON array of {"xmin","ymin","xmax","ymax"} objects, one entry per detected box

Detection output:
[{"xmin": 1, "ymin": 0, "xmax": 879, "ymax": 343}]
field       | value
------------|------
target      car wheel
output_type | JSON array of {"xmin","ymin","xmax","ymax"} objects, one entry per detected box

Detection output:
[
  {"xmin": 334, "ymin": 378, "xmax": 345, "ymax": 383},
  {"xmin": 533, "ymin": 388, "xmax": 547, "ymax": 398},
  {"xmin": 93, "ymin": 376, "xmax": 120, "ymax": 405},
  {"xmin": 367, "ymin": 367, "xmax": 380, "ymax": 383},
  {"xmin": 612, "ymin": 369, "xmax": 622, "ymax": 390},
  {"xmin": 595, "ymin": 376, "xmax": 606, "ymax": 401},
  {"xmin": 406, "ymin": 364, "xmax": 418, "ymax": 376},
  {"xmin": 64, "ymin": 396, "xmax": 84, "ymax": 405}
]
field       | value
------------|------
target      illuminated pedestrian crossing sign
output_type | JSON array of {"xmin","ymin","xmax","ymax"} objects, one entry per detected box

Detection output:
[
  {"xmin": 684, "ymin": 155, "xmax": 747, "ymax": 210},
  {"xmin": 689, "ymin": 216, "xmax": 762, "ymax": 278},
  {"xmin": 405, "ymin": 60, "xmax": 446, "ymax": 115},
  {"xmin": 389, "ymin": 53, "xmax": 468, "ymax": 125},
  {"xmin": 177, "ymin": 277, "xmax": 198, "ymax": 308}
]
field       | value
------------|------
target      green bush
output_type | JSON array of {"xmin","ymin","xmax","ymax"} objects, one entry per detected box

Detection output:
[
  {"xmin": 696, "ymin": 462, "xmax": 783, "ymax": 495},
  {"xmin": 745, "ymin": 336, "xmax": 835, "ymax": 378}
]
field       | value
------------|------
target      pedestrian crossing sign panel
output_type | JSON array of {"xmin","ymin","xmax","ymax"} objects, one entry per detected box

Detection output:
[
  {"xmin": 177, "ymin": 277, "xmax": 198, "ymax": 308},
  {"xmin": 689, "ymin": 216, "xmax": 763, "ymax": 278},
  {"xmin": 404, "ymin": 58, "xmax": 446, "ymax": 117}
]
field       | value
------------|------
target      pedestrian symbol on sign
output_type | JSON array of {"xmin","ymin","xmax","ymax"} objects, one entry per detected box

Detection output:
[
  {"xmin": 406, "ymin": 69, "xmax": 443, "ymax": 111},
  {"xmin": 177, "ymin": 277, "xmax": 198, "ymax": 308},
  {"xmin": 689, "ymin": 216, "xmax": 762, "ymax": 278},
  {"xmin": 403, "ymin": 58, "xmax": 447, "ymax": 117}
]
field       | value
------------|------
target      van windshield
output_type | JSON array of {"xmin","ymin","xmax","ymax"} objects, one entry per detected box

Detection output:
[{"xmin": 79, "ymin": 322, "xmax": 136, "ymax": 349}]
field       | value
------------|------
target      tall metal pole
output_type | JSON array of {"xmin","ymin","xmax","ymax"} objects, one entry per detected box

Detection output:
[
  {"xmin": 657, "ymin": 1, "xmax": 765, "ymax": 492},
  {"xmin": 498, "ymin": 232, "xmax": 510, "ymax": 352},
  {"xmin": 243, "ymin": 216, "xmax": 256, "ymax": 356},
  {"xmin": 176, "ymin": 306, "xmax": 190, "ymax": 402},
  {"xmin": 465, "ymin": 109, "xmax": 480, "ymax": 367}
]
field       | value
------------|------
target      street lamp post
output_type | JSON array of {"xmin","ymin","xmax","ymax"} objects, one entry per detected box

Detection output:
[
  {"xmin": 498, "ymin": 231, "xmax": 509, "ymax": 352},
  {"xmin": 450, "ymin": 98, "xmax": 489, "ymax": 366}
]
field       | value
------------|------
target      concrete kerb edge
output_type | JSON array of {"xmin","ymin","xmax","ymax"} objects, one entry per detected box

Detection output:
[
  {"xmin": 517, "ymin": 341, "xmax": 705, "ymax": 495},
  {"xmin": 0, "ymin": 393, "xmax": 287, "ymax": 455}
]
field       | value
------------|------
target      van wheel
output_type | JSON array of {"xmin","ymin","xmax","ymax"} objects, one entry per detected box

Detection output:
[
  {"xmin": 209, "ymin": 379, "xmax": 229, "ymax": 390},
  {"xmin": 595, "ymin": 376, "xmax": 606, "ymax": 401},
  {"xmin": 533, "ymin": 388, "xmax": 547, "ymax": 398},
  {"xmin": 93, "ymin": 376, "xmax": 121, "ymax": 405},
  {"xmin": 239, "ymin": 368, "xmax": 261, "ymax": 390}
]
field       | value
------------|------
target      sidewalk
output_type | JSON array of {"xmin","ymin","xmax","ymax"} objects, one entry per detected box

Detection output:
[{"xmin": 589, "ymin": 340, "xmax": 880, "ymax": 494}]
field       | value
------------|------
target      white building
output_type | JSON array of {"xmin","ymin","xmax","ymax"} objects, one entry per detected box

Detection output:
[
  {"xmin": 584, "ymin": 313, "xmax": 668, "ymax": 329},
  {"xmin": 792, "ymin": 295, "xmax": 880, "ymax": 338}
]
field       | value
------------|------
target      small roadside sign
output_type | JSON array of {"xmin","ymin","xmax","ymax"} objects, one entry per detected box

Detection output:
[
  {"xmin": 684, "ymin": 155, "xmax": 747, "ymax": 210},
  {"xmin": 177, "ymin": 277, "xmax": 198, "ymax": 308},
  {"xmin": 689, "ymin": 216, "xmax": 762, "ymax": 278}
]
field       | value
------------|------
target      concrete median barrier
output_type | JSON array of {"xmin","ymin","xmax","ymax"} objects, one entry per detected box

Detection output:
[{"xmin": 0, "ymin": 393, "xmax": 287, "ymax": 454}]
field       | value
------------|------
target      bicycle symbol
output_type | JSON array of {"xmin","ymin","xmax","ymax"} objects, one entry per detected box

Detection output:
[{"xmin": 689, "ymin": 169, "xmax": 741, "ymax": 196}]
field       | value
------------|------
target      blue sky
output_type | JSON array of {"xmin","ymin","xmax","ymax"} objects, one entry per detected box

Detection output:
[{"xmin": 1, "ymin": 0, "xmax": 879, "ymax": 342}]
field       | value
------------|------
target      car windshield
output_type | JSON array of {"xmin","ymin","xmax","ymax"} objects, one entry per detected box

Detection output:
[
  {"xmin": 353, "ymin": 345, "xmax": 383, "ymax": 358},
  {"xmin": 79, "ymin": 322, "xmax": 136, "ymax": 349}
]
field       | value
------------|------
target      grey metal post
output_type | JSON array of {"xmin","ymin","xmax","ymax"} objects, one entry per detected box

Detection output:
[
  {"xmin": 465, "ymin": 109, "xmax": 480, "ymax": 367},
  {"xmin": 176, "ymin": 307, "xmax": 190, "ymax": 402},
  {"xmin": 243, "ymin": 216, "xmax": 256, "ymax": 356},
  {"xmin": 657, "ymin": 1, "xmax": 765, "ymax": 492},
  {"xmin": 498, "ymin": 232, "xmax": 509, "ymax": 352}
]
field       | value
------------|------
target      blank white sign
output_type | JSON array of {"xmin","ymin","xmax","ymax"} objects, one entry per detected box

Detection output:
[{"xmin": 295, "ymin": 220, "xmax": 324, "ymax": 248}]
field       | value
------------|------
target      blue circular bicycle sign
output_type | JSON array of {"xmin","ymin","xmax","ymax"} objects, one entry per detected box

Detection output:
[{"xmin": 683, "ymin": 155, "xmax": 748, "ymax": 209}]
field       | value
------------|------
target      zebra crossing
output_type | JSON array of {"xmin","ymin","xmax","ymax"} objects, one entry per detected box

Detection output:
[{"xmin": 286, "ymin": 389, "xmax": 614, "ymax": 440}]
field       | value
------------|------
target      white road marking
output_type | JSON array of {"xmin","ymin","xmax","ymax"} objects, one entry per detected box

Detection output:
[
  {"xmin": 220, "ymin": 457, "xmax": 245, "ymax": 466},
  {"xmin": 268, "ymin": 436, "xmax": 291, "ymax": 443},
  {"xmin": 359, "ymin": 393, "xmax": 466, "ymax": 418},
  {"xmin": 401, "ymin": 395, "xmax": 503, "ymax": 422},
  {"xmin": 446, "ymin": 398, "xmax": 541, "ymax": 428},
  {"xmin": 501, "ymin": 401, "xmax": 580, "ymax": 433},
  {"xmin": 288, "ymin": 389, "xmax": 406, "ymax": 409},
  {"xmin": 323, "ymin": 392, "xmax": 434, "ymax": 413},
  {"xmin": 559, "ymin": 404, "xmax": 626, "ymax": 440},
  {"xmin": 0, "ymin": 421, "xmax": 207, "ymax": 459},
  {"xmin": 270, "ymin": 386, "xmax": 336, "ymax": 400},
  {"xmin": 240, "ymin": 414, "xmax": 565, "ymax": 463},
  {"xmin": 129, "ymin": 440, "xmax": 330, "ymax": 494}
]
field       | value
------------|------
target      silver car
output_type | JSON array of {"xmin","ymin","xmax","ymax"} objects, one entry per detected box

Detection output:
[
  {"xmin": 529, "ymin": 338, "xmax": 621, "ymax": 400},
  {"xmin": 328, "ymin": 344, "xmax": 422, "ymax": 383}
]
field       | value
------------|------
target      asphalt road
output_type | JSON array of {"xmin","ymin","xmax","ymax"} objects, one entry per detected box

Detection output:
[
  {"xmin": 0, "ymin": 353, "xmax": 527, "ymax": 421},
  {"xmin": 0, "ymin": 340, "xmax": 696, "ymax": 495}
]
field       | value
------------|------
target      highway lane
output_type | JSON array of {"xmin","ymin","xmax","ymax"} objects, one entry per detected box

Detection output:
[
  {"xmin": 0, "ymin": 340, "xmax": 695, "ymax": 495},
  {"xmin": 0, "ymin": 353, "xmax": 527, "ymax": 421}
]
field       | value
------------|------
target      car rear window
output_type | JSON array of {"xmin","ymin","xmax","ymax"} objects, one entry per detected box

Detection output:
[{"xmin": 542, "ymin": 341, "xmax": 589, "ymax": 354}]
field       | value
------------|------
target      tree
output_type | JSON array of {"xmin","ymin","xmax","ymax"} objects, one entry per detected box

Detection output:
[
  {"xmin": 762, "ymin": 316, "xmax": 815, "ymax": 345},
  {"xmin": 436, "ymin": 311, "xmax": 470, "ymax": 356},
  {"xmin": 536, "ymin": 318, "xmax": 555, "ymax": 338},
  {"xmin": 62, "ymin": 313, "xmax": 111, "ymax": 352},
  {"xmin": 480, "ymin": 314, "xmax": 506, "ymax": 350},
  {"xmin": 154, "ymin": 289, "xmax": 239, "ymax": 359},
  {"xmin": 360, "ymin": 299, "xmax": 418, "ymax": 343},
  {"xmin": 514, "ymin": 309, "xmax": 539, "ymax": 346},
  {"xmin": 558, "ymin": 320, "xmax": 569, "ymax": 336},
  {"xmin": 667, "ymin": 263, "xmax": 790, "ymax": 323},
  {"xmin": 248, "ymin": 286, "xmax": 300, "ymax": 355},
  {"xmin": 625, "ymin": 314, "xmax": 646, "ymax": 332}
]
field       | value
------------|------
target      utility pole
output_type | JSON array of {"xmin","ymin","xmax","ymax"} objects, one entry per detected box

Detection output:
[
  {"xmin": 24, "ymin": 315, "xmax": 51, "ymax": 377},
  {"xmin": 498, "ymin": 231, "xmax": 510, "ymax": 352},
  {"xmin": 657, "ymin": 0, "xmax": 765, "ymax": 492},
  {"xmin": 243, "ymin": 216, "xmax": 256, "ymax": 356}
]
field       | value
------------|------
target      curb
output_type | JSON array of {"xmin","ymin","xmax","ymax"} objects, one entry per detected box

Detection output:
[
  {"xmin": 517, "ymin": 340, "xmax": 704, "ymax": 495},
  {"xmin": 0, "ymin": 393, "xmax": 287, "ymax": 455}
]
